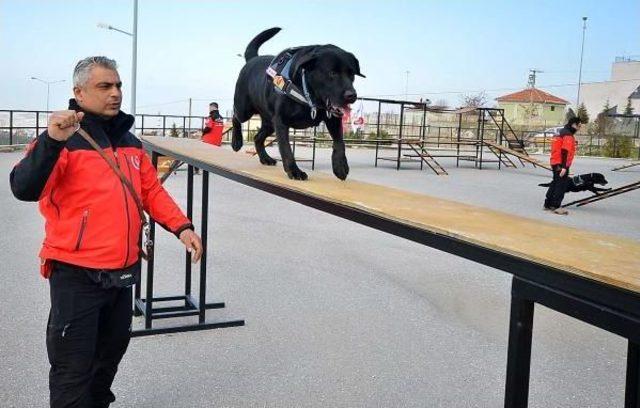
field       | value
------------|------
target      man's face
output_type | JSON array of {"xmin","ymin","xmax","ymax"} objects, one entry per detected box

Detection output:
[
  {"xmin": 73, "ymin": 66, "xmax": 122, "ymax": 118},
  {"xmin": 573, "ymin": 122, "xmax": 582, "ymax": 132}
]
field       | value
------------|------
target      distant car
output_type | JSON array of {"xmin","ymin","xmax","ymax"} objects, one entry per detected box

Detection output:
[
  {"xmin": 531, "ymin": 126, "xmax": 563, "ymax": 148},
  {"xmin": 534, "ymin": 127, "xmax": 563, "ymax": 138}
]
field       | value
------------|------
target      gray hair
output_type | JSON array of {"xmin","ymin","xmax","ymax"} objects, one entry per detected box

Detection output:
[{"xmin": 73, "ymin": 56, "xmax": 118, "ymax": 87}]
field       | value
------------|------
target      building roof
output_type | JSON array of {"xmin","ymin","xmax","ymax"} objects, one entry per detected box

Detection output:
[{"xmin": 495, "ymin": 88, "xmax": 569, "ymax": 105}]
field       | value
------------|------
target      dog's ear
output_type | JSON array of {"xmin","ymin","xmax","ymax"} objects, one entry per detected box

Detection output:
[
  {"xmin": 291, "ymin": 47, "xmax": 320, "ymax": 76},
  {"xmin": 344, "ymin": 51, "xmax": 365, "ymax": 78}
]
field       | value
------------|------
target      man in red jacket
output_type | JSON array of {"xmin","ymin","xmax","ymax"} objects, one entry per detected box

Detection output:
[
  {"xmin": 10, "ymin": 56, "xmax": 203, "ymax": 407},
  {"xmin": 201, "ymin": 101, "xmax": 224, "ymax": 146},
  {"xmin": 544, "ymin": 117, "xmax": 581, "ymax": 215}
]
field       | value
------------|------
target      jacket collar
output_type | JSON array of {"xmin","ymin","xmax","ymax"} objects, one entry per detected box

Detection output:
[{"xmin": 68, "ymin": 99, "xmax": 135, "ymax": 144}]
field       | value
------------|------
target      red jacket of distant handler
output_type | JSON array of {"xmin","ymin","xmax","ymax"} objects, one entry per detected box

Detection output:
[{"xmin": 549, "ymin": 126, "xmax": 577, "ymax": 168}]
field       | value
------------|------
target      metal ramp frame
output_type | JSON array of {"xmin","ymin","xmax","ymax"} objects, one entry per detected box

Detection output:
[{"xmin": 562, "ymin": 180, "xmax": 640, "ymax": 207}]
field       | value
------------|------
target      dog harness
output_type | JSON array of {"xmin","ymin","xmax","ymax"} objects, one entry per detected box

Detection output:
[
  {"xmin": 572, "ymin": 174, "xmax": 584, "ymax": 187},
  {"xmin": 266, "ymin": 48, "xmax": 318, "ymax": 119}
]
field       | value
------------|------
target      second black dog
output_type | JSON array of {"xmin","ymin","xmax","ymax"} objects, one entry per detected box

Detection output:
[
  {"xmin": 232, "ymin": 27, "xmax": 364, "ymax": 180},
  {"xmin": 538, "ymin": 172, "xmax": 610, "ymax": 194}
]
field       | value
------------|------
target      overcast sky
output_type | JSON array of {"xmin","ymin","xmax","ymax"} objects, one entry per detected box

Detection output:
[{"xmin": 2, "ymin": 0, "xmax": 639, "ymax": 116}]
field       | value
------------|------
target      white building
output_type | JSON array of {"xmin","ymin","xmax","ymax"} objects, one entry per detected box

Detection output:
[{"xmin": 580, "ymin": 57, "xmax": 640, "ymax": 118}]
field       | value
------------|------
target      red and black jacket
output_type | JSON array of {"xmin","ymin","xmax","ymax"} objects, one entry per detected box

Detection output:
[
  {"xmin": 10, "ymin": 99, "xmax": 193, "ymax": 277},
  {"xmin": 549, "ymin": 126, "xmax": 577, "ymax": 169}
]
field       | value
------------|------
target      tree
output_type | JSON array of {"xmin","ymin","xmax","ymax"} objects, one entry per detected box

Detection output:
[
  {"xmin": 460, "ymin": 91, "xmax": 488, "ymax": 108},
  {"xmin": 624, "ymin": 99, "xmax": 634, "ymax": 115},
  {"xmin": 576, "ymin": 103, "xmax": 589, "ymax": 124},
  {"xmin": 604, "ymin": 136, "xmax": 633, "ymax": 158},
  {"xmin": 594, "ymin": 100, "xmax": 612, "ymax": 136}
]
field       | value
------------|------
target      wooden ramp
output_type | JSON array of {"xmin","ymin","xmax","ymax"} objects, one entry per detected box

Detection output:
[
  {"xmin": 484, "ymin": 143, "xmax": 519, "ymax": 168},
  {"xmin": 612, "ymin": 161, "xmax": 640, "ymax": 172},
  {"xmin": 482, "ymin": 140, "xmax": 552, "ymax": 171},
  {"xmin": 142, "ymin": 136, "xmax": 640, "ymax": 406},
  {"xmin": 142, "ymin": 136, "xmax": 638, "ymax": 292},
  {"xmin": 403, "ymin": 142, "xmax": 448, "ymax": 175},
  {"xmin": 562, "ymin": 180, "xmax": 640, "ymax": 208},
  {"xmin": 485, "ymin": 109, "xmax": 528, "ymax": 156}
]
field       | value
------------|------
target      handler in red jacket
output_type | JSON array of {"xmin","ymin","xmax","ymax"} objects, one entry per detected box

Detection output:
[
  {"xmin": 201, "ymin": 101, "xmax": 224, "ymax": 146},
  {"xmin": 544, "ymin": 117, "xmax": 581, "ymax": 215},
  {"xmin": 10, "ymin": 56, "xmax": 203, "ymax": 407}
]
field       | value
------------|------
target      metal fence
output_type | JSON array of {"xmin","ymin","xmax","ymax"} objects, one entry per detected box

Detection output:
[
  {"xmin": 0, "ymin": 109, "xmax": 264, "ymax": 146},
  {"xmin": 2, "ymin": 107, "xmax": 639, "ymax": 159}
]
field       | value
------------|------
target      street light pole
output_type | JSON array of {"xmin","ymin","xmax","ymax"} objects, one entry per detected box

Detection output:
[
  {"xmin": 405, "ymin": 70, "xmax": 410, "ymax": 101},
  {"xmin": 131, "ymin": 0, "xmax": 138, "ymax": 131},
  {"xmin": 97, "ymin": 0, "xmax": 138, "ymax": 132},
  {"xmin": 576, "ymin": 16, "xmax": 588, "ymax": 107},
  {"xmin": 30, "ymin": 77, "xmax": 65, "ymax": 111}
]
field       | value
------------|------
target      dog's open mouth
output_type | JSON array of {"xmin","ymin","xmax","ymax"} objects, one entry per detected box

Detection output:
[{"xmin": 326, "ymin": 99, "xmax": 350, "ymax": 117}]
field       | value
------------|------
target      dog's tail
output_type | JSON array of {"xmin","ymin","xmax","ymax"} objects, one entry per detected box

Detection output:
[
  {"xmin": 244, "ymin": 27, "xmax": 281, "ymax": 61},
  {"xmin": 538, "ymin": 182, "xmax": 551, "ymax": 187}
]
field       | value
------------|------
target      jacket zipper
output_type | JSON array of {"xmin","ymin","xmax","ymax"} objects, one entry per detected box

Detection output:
[
  {"xmin": 114, "ymin": 150, "xmax": 132, "ymax": 268},
  {"xmin": 74, "ymin": 210, "xmax": 89, "ymax": 251}
]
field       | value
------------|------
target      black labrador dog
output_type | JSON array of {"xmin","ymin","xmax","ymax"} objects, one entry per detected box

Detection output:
[
  {"xmin": 538, "ymin": 172, "xmax": 610, "ymax": 194},
  {"xmin": 232, "ymin": 27, "xmax": 364, "ymax": 180}
]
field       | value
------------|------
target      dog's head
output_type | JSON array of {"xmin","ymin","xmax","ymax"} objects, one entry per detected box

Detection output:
[
  {"xmin": 292, "ymin": 45, "xmax": 365, "ymax": 117},
  {"xmin": 590, "ymin": 173, "xmax": 608, "ymax": 185}
]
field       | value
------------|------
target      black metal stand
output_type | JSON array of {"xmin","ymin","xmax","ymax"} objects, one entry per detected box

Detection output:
[
  {"xmin": 132, "ymin": 154, "xmax": 245, "ymax": 337},
  {"xmin": 504, "ymin": 276, "xmax": 640, "ymax": 407}
]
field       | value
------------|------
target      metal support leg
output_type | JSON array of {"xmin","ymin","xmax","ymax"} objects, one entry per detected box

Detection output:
[
  {"xmin": 144, "ymin": 151, "xmax": 159, "ymax": 329},
  {"xmin": 199, "ymin": 170, "xmax": 209, "ymax": 323},
  {"xmin": 505, "ymin": 277, "xmax": 535, "ymax": 408},
  {"xmin": 131, "ymin": 150, "xmax": 244, "ymax": 337},
  {"xmin": 185, "ymin": 164, "xmax": 194, "ymax": 306},
  {"xmin": 627, "ymin": 341, "xmax": 640, "ymax": 408}
]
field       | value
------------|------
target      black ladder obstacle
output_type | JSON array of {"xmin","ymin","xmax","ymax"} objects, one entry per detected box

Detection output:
[{"xmin": 562, "ymin": 180, "xmax": 640, "ymax": 208}]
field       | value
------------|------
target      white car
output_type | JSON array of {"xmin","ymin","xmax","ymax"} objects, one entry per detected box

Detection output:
[
  {"xmin": 530, "ymin": 126, "xmax": 563, "ymax": 150},
  {"xmin": 533, "ymin": 127, "xmax": 563, "ymax": 138}
]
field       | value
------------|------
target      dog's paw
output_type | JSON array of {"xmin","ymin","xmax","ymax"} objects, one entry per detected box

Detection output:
[
  {"xmin": 286, "ymin": 165, "xmax": 308, "ymax": 180},
  {"xmin": 332, "ymin": 153, "xmax": 350, "ymax": 180},
  {"xmin": 259, "ymin": 155, "xmax": 278, "ymax": 166},
  {"xmin": 231, "ymin": 138, "xmax": 243, "ymax": 152}
]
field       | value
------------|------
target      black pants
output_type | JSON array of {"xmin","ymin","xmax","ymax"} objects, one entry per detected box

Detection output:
[
  {"xmin": 47, "ymin": 262, "xmax": 132, "ymax": 408},
  {"xmin": 544, "ymin": 165, "xmax": 570, "ymax": 209}
]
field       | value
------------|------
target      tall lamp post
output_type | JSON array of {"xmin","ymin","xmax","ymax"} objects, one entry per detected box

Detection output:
[
  {"xmin": 30, "ymin": 77, "xmax": 65, "ymax": 112},
  {"xmin": 404, "ymin": 70, "xmax": 410, "ymax": 101},
  {"xmin": 576, "ymin": 16, "xmax": 588, "ymax": 107},
  {"xmin": 97, "ymin": 0, "xmax": 138, "ymax": 131}
]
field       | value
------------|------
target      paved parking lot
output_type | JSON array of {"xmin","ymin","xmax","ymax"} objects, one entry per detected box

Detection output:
[{"xmin": 1, "ymin": 146, "xmax": 638, "ymax": 407}]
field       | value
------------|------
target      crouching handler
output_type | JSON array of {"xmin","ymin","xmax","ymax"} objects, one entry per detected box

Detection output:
[{"xmin": 9, "ymin": 56, "xmax": 203, "ymax": 407}]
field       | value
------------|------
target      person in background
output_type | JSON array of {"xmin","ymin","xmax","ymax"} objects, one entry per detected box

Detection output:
[
  {"xmin": 202, "ymin": 102, "xmax": 223, "ymax": 137},
  {"xmin": 544, "ymin": 117, "xmax": 581, "ymax": 215}
]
